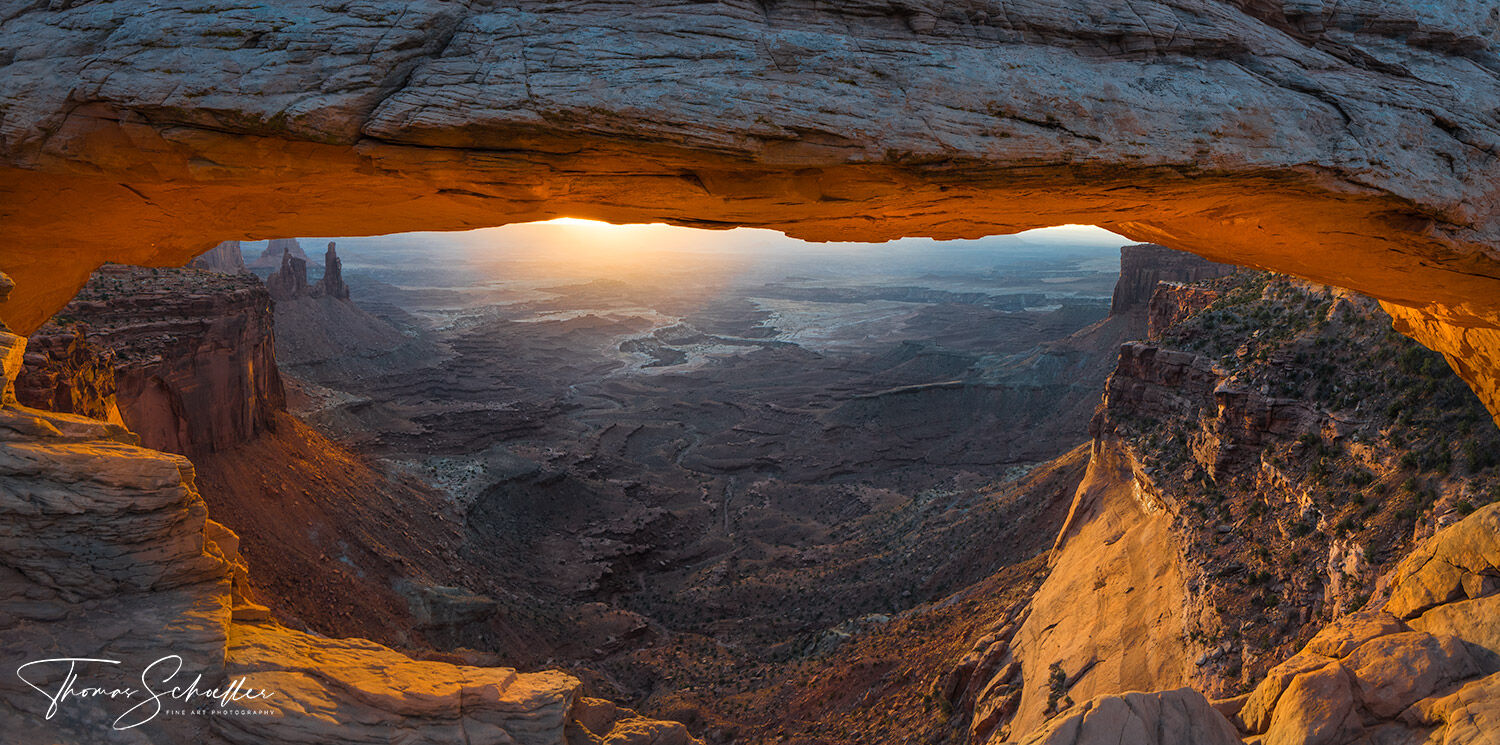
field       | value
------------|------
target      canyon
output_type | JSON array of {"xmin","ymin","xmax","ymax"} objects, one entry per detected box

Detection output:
[
  {"xmin": 3, "ymin": 1, "xmax": 1500, "ymax": 743},
  {"xmin": 6, "ymin": 230, "xmax": 1499, "ymax": 744}
]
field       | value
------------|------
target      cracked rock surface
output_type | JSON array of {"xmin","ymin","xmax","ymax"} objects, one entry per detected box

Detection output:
[{"xmin": 3, "ymin": 1, "xmax": 1500, "ymax": 422}]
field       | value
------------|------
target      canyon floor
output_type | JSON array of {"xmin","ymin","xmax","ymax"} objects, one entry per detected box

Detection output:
[{"xmin": 259, "ymin": 233, "xmax": 1135, "ymax": 740}]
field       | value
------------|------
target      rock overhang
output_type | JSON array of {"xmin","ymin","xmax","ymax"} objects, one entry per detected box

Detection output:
[{"xmin": 3, "ymin": 0, "xmax": 1500, "ymax": 421}]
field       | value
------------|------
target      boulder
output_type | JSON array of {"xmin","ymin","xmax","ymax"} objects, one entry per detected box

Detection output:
[
  {"xmin": 1385, "ymin": 503, "xmax": 1500, "ymax": 619},
  {"xmin": 1018, "ymin": 688, "xmax": 1241, "ymax": 745},
  {"xmin": 1342, "ymin": 632, "xmax": 1479, "ymax": 720}
]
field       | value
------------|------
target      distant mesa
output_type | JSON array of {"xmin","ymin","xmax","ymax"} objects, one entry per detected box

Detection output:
[
  {"xmin": 1111, "ymin": 243, "xmax": 1235, "ymax": 315},
  {"xmin": 250, "ymin": 237, "xmax": 308, "ymax": 268},
  {"xmin": 190, "ymin": 240, "xmax": 247, "ymax": 274}
]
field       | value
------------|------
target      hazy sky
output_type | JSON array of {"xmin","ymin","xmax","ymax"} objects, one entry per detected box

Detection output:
[
  {"xmin": 293, "ymin": 220, "xmax": 1127, "ymax": 255},
  {"xmin": 246, "ymin": 221, "xmax": 1132, "ymax": 283}
]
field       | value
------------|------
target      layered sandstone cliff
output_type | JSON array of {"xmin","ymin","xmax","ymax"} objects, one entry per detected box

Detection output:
[
  {"xmin": 1110, "ymin": 244, "xmax": 1234, "ymax": 316},
  {"xmin": 16, "ymin": 265, "xmax": 284, "ymax": 457},
  {"xmin": 0, "ymin": 369, "xmax": 697, "ymax": 745}
]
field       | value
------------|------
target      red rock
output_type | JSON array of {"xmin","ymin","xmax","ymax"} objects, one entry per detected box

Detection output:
[{"xmin": 20, "ymin": 265, "xmax": 284, "ymax": 457}]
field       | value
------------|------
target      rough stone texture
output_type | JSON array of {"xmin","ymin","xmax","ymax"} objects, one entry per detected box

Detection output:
[
  {"xmin": 1342, "ymin": 631, "xmax": 1478, "ymax": 720},
  {"xmin": 14, "ymin": 323, "xmax": 124, "ymax": 424},
  {"xmin": 1236, "ymin": 503, "xmax": 1500, "ymax": 745},
  {"xmin": 1098, "ymin": 340, "xmax": 1324, "ymax": 477},
  {"xmin": 217, "ymin": 622, "xmax": 582, "ymax": 745},
  {"xmin": 1261, "ymin": 662, "xmax": 1362, "ymax": 745},
  {"xmin": 1110, "ymin": 244, "xmax": 1234, "ymax": 315},
  {"xmin": 1411, "ymin": 594, "xmax": 1500, "ymax": 665},
  {"xmin": 1016, "ymin": 688, "xmax": 1242, "ymax": 745},
  {"xmin": 19, "ymin": 265, "xmax": 285, "ymax": 457},
  {"xmin": 0, "ymin": 401, "xmax": 232, "ymax": 745},
  {"xmin": 2, "ymin": 1, "xmax": 1500, "ymax": 421},
  {"xmin": 192, "ymin": 241, "xmax": 248, "ymax": 274},
  {"xmin": 1407, "ymin": 672, "xmax": 1500, "ymax": 745},
  {"xmin": 1147, "ymin": 282, "xmax": 1224, "ymax": 340},
  {"xmin": 1384, "ymin": 502, "xmax": 1500, "ymax": 620}
]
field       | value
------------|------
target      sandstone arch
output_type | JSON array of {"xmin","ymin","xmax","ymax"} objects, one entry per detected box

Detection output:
[{"xmin": 2, "ymin": 0, "xmax": 1499, "ymax": 418}]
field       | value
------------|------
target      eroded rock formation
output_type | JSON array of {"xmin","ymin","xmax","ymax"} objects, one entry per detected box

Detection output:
[
  {"xmin": 14, "ymin": 323, "xmax": 124, "ymax": 424},
  {"xmin": 268, "ymin": 241, "xmax": 350, "ymax": 301},
  {"xmin": 1110, "ymin": 244, "xmax": 1234, "ymax": 315},
  {"xmin": 265, "ymin": 247, "xmax": 309, "ymax": 301},
  {"xmin": 956, "ymin": 271, "xmax": 1500, "ymax": 743},
  {"xmin": 1235, "ymin": 504, "xmax": 1500, "ymax": 744},
  {"xmin": 17, "ymin": 265, "xmax": 284, "ymax": 457},
  {"xmin": 191, "ymin": 240, "xmax": 248, "ymax": 274},
  {"xmin": 1, "ymin": 2, "xmax": 1500, "ymax": 421},
  {"xmin": 250, "ymin": 238, "xmax": 306, "ymax": 269},
  {"xmin": 311, "ymin": 241, "xmax": 349, "ymax": 300}
]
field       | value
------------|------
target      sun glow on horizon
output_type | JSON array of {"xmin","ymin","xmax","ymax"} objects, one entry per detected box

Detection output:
[
  {"xmin": 508, "ymin": 217, "xmax": 1127, "ymax": 251},
  {"xmin": 282, "ymin": 219, "xmax": 1131, "ymax": 283}
]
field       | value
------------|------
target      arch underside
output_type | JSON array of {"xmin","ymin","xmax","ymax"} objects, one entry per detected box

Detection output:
[{"xmin": 2, "ymin": 0, "xmax": 1499, "ymax": 419}]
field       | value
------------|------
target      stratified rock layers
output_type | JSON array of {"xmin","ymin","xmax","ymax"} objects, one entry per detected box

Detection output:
[
  {"xmin": 17, "ymin": 265, "xmax": 284, "ymax": 457},
  {"xmin": 1, "ymin": 2, "xmax": 1500, "ymax": 421},
  {"xmin": 1110, "ymin": 244, "xmax": 1234, "ymax": 315}
]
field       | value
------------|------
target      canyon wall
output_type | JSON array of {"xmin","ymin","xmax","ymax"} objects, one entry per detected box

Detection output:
[
  {"xmin": 1, "ymin": 2, "xmax": 1500, "ymax": 422},
  {"xmin": 1110, "ymin": 244, "xmax": 1235, "ymax": 316},
  {"xmin": 16, "ymin": 265, "xmax": 284, "ymax": 457},
  {"xmin": 191, "ymin": 240, "xmax": 248, "ymax": 274},
  {"xmin": 958, "ymin": 270, "xmax": 1500, "ymax": 743}
]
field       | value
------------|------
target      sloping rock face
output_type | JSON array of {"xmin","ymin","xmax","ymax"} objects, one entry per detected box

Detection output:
[
  {"xmin": 1019, "ymin": 689, "xmax": 1242, "ymax": 745},
  {"xmin": 960, "ymin": 271, "xmax": 1500, "ymax": 743},
  {"xmin": 192, "ymin": 241, "xmax": 248, "ymax": 274},
  {"xmin": 17, "ymin": 265, "xmax": 285, "ymax": 457},
  {"xmin": 996, "ymin": 438, "xmax": 1194, "ymax": 740},
  {"xmin": 1, "ymin": 1, "xmax": 1500, "ymax": 421}
]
